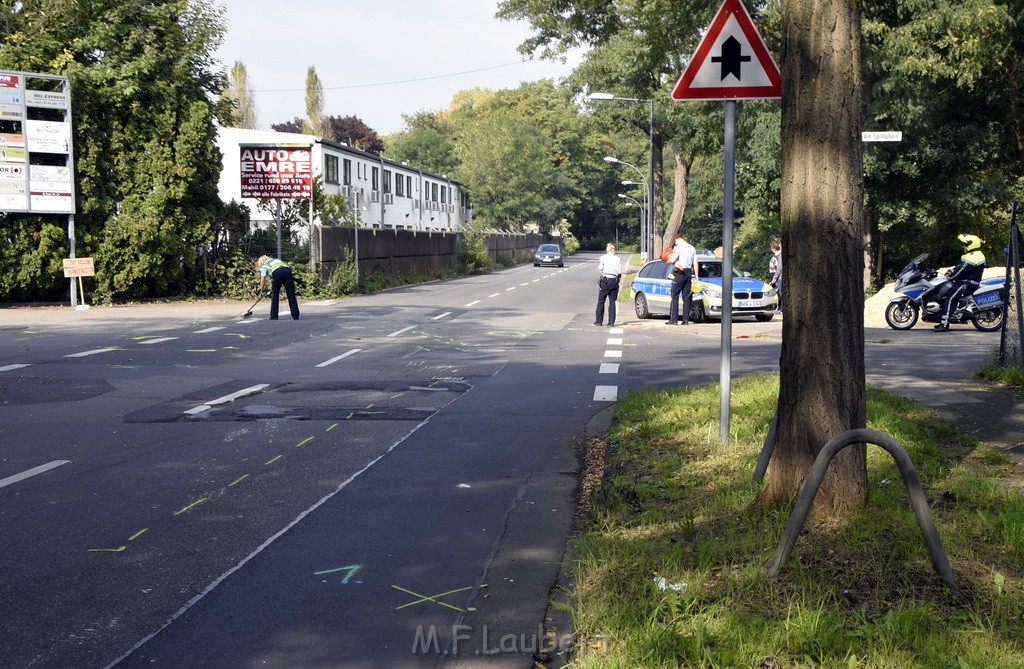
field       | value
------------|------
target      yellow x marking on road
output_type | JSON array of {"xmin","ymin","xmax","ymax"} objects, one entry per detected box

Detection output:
[{"xmin": 392, "ymin": 584, "xmax": 472, "ymax": 612}]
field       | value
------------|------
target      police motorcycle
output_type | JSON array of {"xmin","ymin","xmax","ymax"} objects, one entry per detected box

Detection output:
[{"xmin": 884, "ymin": 254, "xmax": 1005, "ymax": 331}]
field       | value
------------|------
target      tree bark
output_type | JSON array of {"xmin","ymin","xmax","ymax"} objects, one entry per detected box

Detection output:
[
  {"xmin": 652, "ymin": 130, "xmax": 665, "ymax": 252},
  {"xmin": 663, "ymin": 141, "xmax": 693, "ymax": 246},
  {"xmin": 759, "ymin": 0, "xmax": 868, "ymax": 514}
]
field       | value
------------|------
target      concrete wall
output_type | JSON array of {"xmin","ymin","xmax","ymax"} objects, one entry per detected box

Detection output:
[{"xmin": 317, "ymin": 226, "xmax": 551, "ymax": 279}]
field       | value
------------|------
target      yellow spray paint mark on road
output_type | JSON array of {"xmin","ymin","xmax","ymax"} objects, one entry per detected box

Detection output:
[
  {"xmin": 128, "ymin": 528, "xmax": 149, "ymax": 541},
  {"xmin": 228, "ymin": 474, "xmax": 249, "ymax": 487},
  {"xmin": 88, "ymin": 545, "xmax": 127, "ymax": 553},
  {"xmin": 187, "ymin": 349, "xmax": 218, "ymax": 353},
  {"xmin": 222, "ymin": 346, "xmax": 239, "ymax": 350},
  {"xmin": 173, "ymin": 498, "xmax": 208, "ymax": 516},
  {"xmin": 295, "ymin": 437, "xmax": 314, "ymax": 448},
  {"xmin": 346, "ymin": 413, "xmax": 354, "ymax": 420},
  {"xmin": 265, "ymin": 454, "xmax": 283, "ymax": 465},
  {"xmin": 224, "ymin": 333, "xmax": 250, "ymax": 339},
  {"xmin": 392, "ymin": 585, "xmax": 472, "ymax": 612},
  {"xmin": 326, "ymin": 423, "xmax": 338, "ymax": 432}
]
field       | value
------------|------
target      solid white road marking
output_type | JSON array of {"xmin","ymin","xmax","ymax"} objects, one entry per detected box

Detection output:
[
  {"xmin": 606, "ymin": 338, "xmax": 623, "ymax": 346},
  {"xmin": 184, "ymin": 384, "xmax": 270, "ymax": 415},
  {"xmin": 604, "ymin": 350, "xmax": 623, "ymax": 358},
  {"xmin": 387, "ymin": 326, "xmax": 416, "ymax": 338},
  {"xmin": 64, "ymin": 348, "xmax": 115, "ymax": 358},
  {"xmin": 593, "ymin": 386, "xmax": 618, "ymax": 402},
  {"xmin": 432, "ymin": 312, "xmax": 452, "ymax": 320},
  {"xmin": 599, "ymin": 363, "xmax": 620, "ymax": 374},
  {"xmin": 488, "ymin": 293, "xmax": 501, "ymax": 298},
  {"xmin": 505, "ymin": 286, "xmax": 516, "ymax": 291},
  {"xmin": 0, "ymin": 363, "xmax": 31, "ymax": 372},
  {"xmin": 465, "ymin": 300, "xmax": 482, "ymax": 307},
  {"xmin": 316, "ymin": 349, "xmax": 361, "ymax": 368},
  {"xmin": 194, "ymin": 327, "xmax": 224, "ymax": 334},
  {"xmin": 139, "ymin": 337, "xmax": 178, "ymax": 345},
  {"xmin": 0, "ymin": 460, "xmax": 71, "ymax": 489}
]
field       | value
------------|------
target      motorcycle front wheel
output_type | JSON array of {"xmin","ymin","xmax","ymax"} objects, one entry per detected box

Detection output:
[
  {"xmin": 884, "ymin": 300, "xmax": 919, "ymax": 330},
  {"xmin": 972, "ymin": 306, "xmax": 1004, "ymax": 332}
]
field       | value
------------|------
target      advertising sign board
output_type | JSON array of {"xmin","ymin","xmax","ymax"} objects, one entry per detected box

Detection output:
[{"xmin": 239, "ymin": 145, "xmax": 313, "ymax": 199}]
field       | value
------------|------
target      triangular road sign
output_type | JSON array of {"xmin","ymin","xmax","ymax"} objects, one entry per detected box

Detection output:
[{"xmin": 672, "ymin": 0, "xmax": 781, "ymax": 101}]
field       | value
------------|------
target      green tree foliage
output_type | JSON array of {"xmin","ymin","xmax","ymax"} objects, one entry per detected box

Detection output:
[
  {"xmin": 862, "ymin": 0, "xmax": 1023, "ymax": 278},
  {"xmin": 223, "ymin": 60, "xmax": 259, "ymax": 128},
  {"xmin": 453, "ymin": 80, "xmax": 600, "ymax": 233},
  {"xmin": 303, "ymin": 66, "xmax": 325, "ymax": 137},
  {"xmin": 385, "ymin": 111, "xmax": 458, "ymax": 176},
  {"xmin": 0, "ymin": 0, "xmax": 230, "ymax": 302}
]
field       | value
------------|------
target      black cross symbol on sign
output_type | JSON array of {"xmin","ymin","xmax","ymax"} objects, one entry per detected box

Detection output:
[{"xmin": 711, "ymin": 35, "xmax": 752, "ymax": 81}]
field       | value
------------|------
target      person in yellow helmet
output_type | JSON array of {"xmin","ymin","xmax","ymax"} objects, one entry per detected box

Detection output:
[
  {"xmin": 934, "ymin": 234, "xmax": 985, "ymax": 332},
  {"xmin": 256, "ymin": 255, "xmax": 300, "ymax": 320}
]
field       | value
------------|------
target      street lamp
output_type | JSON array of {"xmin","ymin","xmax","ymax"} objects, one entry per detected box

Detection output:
[
  {"xmin": 590, "ymin": 91, "xmax": 656, "ymax": 258},
  {"xmin": 607, "ymin": 157, "xmax": 649, "ymax": 258},
  {"xmin": 616, "ymin": 194, "xmax": 645, "ymax": 249}
]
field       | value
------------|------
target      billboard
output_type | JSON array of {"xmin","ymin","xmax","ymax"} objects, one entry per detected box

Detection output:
[
  {"xmin": 239, "ymin": 145, "xmax": 312, "ymax": 199},
  {"xmin": 0, "ymin": 70, "xmax": 75, "ymax": 214}
]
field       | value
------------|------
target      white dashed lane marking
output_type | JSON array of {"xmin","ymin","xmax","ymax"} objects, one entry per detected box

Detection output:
[{"xmin": 316, "ymin": 349, "xmax": 361, "ymax": 369}]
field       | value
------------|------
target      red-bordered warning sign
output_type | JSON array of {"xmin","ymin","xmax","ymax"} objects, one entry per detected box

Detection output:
[{"xmin": 671, "ymin": 0, "xmax": 781, "ymax": 101}]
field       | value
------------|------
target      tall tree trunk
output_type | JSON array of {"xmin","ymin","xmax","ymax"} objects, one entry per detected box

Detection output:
[
  {"xmin": 663, "ymin": 141, "xmax": 693, "ymax": 245},
  {"xmin": 759, "ymin": 0, "xmax": 868, "ymax": 514},
  {"xmin": 652, "ymin": 130, "xmax": 665, "ymax": 251}
]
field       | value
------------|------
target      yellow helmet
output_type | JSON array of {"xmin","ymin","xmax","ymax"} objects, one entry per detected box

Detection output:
[{"xmin": 957, "ymin": 234, "xmax": 981, "ymax": 251}]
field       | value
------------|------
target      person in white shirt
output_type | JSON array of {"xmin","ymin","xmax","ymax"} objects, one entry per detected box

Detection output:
[
  {"xmin": 595, "ymin": 243, "xmax": 622, "ymax": 327},
  {"xmin": 667, "ymin": 235, "xmax": 699, "ymax": 325}
]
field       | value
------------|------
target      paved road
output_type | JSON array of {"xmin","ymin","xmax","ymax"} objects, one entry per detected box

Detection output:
[{"xmin": 0, "ymin": 254, "xmax": 1004, "ymax": 668}]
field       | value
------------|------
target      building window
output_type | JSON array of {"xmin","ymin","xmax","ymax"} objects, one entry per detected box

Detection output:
[
  {"xmin": 372, "ymin": 166, "xmax": 379, "ymax": 191},
  {"xmin": 441, "ymin": 185, "xmax": 447, "ymax": 204},
  {"xmin": 325, "ymin": 155, "xmax": 339, "ymax": 184},
  {"xmin": 383, "ymin": 169, "xmax": 392, "ymax": 193},
  {"xmin": 431, "ymin": 183, "xmax": 439, "ymax": 202},
  {"xmin": 343, "ymin": 159, "xmax": 352, "ymax": 186},
  {"xmin": 395, "ymin": 173, "xmax": 405, "ymax": 197},
  {"xmin": 406, "ymin": 176, "xmax": 413, "ymax": 197}
]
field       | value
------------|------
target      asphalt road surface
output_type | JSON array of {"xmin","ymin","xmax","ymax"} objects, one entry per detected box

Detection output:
[{"xmin": 0, "ymin": 253, "xmax": 1000, "ymax": 668}]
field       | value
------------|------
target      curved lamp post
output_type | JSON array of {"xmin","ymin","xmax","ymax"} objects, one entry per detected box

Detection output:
[{"xmin": 616, "ymin": 194, "xmax": 644, "ymax": 249}]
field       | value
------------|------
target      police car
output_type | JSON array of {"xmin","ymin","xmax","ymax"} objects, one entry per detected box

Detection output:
[{"xmin": 629, "ymin": 253, "xmax": 779, "ymax": 322}]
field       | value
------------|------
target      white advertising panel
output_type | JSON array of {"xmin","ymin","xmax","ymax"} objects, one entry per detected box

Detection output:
[
  {"xmin": 26, "ymin": 120, "xmax": 71, "ymax": 154},
  {"xmin": 26, "ymin": 89, "xmax": 69, "ymax": 110},
  {"xmin": 0, "ymin": 163, "xmax": 28, "ymax": 209}
]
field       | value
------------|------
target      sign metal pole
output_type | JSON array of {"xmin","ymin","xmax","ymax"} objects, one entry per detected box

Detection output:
[{"xmin": 720, "ymin": 100, "xmax": 736, "ymax": 442}]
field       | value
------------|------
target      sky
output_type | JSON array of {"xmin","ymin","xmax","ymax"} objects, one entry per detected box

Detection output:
[{"xmin": 212, "ymin": 0, "xmax": 586, "ymax": 136}]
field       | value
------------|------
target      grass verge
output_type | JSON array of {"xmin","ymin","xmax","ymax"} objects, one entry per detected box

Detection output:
[{"xmin": 568, "ymin": 373, "xmax": 1024, "ymax": 668}]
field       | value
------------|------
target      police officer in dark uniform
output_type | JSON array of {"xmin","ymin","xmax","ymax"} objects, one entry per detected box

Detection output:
[
  {"xmin": 934, "ymin": 234, "xmax": 985, "ymax": 332},
  {"xmin": 257, "ymin": 255, "xmax": 300, "ymax": 320}
]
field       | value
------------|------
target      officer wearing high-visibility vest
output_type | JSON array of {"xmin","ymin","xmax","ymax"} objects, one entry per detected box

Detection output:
[
  {"xmin": 934, "ymin": 234, "xmax": 985, "ymax": 332},
  {"xmin": 257, "ymin": 255, "xmax": 300, "ymax": 320}
]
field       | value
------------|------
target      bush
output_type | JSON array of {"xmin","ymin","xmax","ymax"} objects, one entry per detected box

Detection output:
[{"xmin": 459, "ymin": 226, "xmax": 490, "ymax": 275}]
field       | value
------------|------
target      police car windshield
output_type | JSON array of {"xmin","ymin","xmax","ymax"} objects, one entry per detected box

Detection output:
[{"xmin": 698, "ymin": 261, "xmax": 724, "ymax": 278}]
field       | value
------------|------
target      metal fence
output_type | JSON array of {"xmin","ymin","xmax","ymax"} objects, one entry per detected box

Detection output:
[{"xmin": 1000, "ymin": 202, "xmax": 1024, "ymax": 366}]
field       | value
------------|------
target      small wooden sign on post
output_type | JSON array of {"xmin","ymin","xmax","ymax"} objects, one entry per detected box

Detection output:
[{"xmin": 62, "ymin": 257, "xmax": 94, "ymax": 309}]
